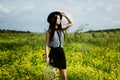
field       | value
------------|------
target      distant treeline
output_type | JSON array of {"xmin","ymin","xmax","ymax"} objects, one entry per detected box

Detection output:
[
  {"xmin": 86, "ymin": 28, "xmax": 120, "ymax": 33},
  {"xmin": 0, "ymin": 29, "xmax": 31, "ymax": 33},
  {"xmin": 0, "ymin": 28, "xmax": 120, "ymax": 33}
]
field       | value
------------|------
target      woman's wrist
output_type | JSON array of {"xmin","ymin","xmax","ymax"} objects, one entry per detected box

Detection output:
[
  {"xmin": 63, "ymin": 14, "xmax": 67, "ymax": 18},
  {"xmin": 45, "ymin": 54, "xmax": 49, "ymax": 57},
  {"xmin": 61, "ymin": 12, "xmax": 66, "ymax": 17}
]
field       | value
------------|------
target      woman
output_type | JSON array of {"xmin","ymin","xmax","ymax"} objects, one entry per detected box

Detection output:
[{"xmin": 45, "ymin": 11, "xmax": 73, "ymax": 80}]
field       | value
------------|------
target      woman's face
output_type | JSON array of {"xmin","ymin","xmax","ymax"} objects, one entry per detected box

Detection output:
[{"xmin": 56, "ymin": 15, "xmax": 61, "ymax": 25}]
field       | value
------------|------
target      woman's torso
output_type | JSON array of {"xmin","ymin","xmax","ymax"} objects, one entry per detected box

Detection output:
[{"xmin": 48, "ymin": 29, "xmax": 64, "ymax": 48}]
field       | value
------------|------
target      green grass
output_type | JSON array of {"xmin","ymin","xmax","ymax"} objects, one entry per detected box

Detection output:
[{"xmin": 0, "ymin": 31, "xmax": 120, "ymax": 80}]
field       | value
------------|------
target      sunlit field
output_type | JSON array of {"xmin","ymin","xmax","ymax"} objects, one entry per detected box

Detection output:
[{"xmin": 0, "ymin": 30, "xmax": 120, "ymax": 80}]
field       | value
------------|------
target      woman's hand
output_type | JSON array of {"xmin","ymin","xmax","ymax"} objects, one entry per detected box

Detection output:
[
  {"xmin": 61, "ymin": 12, "xmax": 66, "ymax": 17},
  {"xmin": 46, "ymin": 56, "xmax": 49, "ymax": 63}
]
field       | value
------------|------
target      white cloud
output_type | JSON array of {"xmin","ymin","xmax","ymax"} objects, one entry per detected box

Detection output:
[
  {"xmin": 0, "ymin": 3, "xmax": 35, "ymax": 14},
  {"xmin": 85, "ymin": 7, "xmax": 95, "ymax": 12},
  {"xmin": 19, "ymin": 4, "xmax": 35, "ymax": 12},
  {"xmin": 106, "ymin": 6, "xmax": 114, "ymax": 12},
  {"xmin": 105, "ymin": 3, "xmax": 114, "ymax": 12},
  {"xmin": 103, "ymin": 17, "xmax": 111, "ymax": 21},
  {"xmin": 112, "ymin": 20, "xmax": 120, "ymax": 24},
  {"xmin": 66, "ymin": 0, "xmax": 73, "ymax": 2},
  {"xmin": 105, "ymin": 1, "xmax": 120, "ymax": 12},
  {"xmin": 0, "ymin": 4, "xmax": 12, "ymax": 13},
  {"xmin": 101, "ymin": 16, "xmax": 120, "ymax": 25}
]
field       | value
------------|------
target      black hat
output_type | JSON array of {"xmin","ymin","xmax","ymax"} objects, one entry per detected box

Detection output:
[{"xmin": 47, "ymin": 11, "xmax": 62, "ymax": 23}]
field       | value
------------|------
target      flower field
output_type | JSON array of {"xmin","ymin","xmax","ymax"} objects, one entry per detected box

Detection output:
[{"xmin": 0, "ymin": 30, "xmax": 120, "ymax": 80}]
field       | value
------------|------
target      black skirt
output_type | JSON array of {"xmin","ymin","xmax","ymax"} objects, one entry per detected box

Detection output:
[{"xmin": 49, "ymin": 47, "xmax": 66, "ymax": 69}]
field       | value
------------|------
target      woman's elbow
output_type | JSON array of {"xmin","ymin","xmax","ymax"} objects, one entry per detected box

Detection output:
[{"xmin": 70, "ymin": 22, "xmax": 73, "ymax": 26}]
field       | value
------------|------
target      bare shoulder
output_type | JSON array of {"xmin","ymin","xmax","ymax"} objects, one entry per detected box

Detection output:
[{"xmin": 46, "ymin": 31, "xmax": 50, "ymax": 36}]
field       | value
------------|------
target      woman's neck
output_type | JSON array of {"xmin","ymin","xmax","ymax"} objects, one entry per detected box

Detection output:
[{"xmin": 55, "ymin": 25, "xmax": 58, "ymax": 29}]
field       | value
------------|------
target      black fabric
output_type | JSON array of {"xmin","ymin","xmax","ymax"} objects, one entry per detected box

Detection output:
[{"xmin": 49, "ymin": 47, "xmax": 66, "ymax": 69}]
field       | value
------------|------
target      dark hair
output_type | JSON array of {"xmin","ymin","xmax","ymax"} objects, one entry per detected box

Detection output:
[{"xmin": 47, "ymin": 11, "xmax": 63, "ymax": 41}]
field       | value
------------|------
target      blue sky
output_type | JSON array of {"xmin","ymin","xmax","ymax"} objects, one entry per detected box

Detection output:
[{"xmin": 0, "ymin": 0, "xmax": 120, "ymax": 32}]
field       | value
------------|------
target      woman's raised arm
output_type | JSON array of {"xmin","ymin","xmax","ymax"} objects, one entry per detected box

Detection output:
[{"xmin": 61, "ymin": 12, "xmax": 73, "ymax": 30}]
